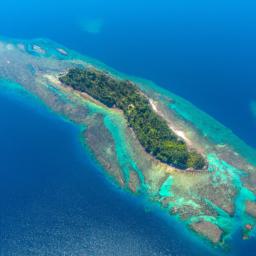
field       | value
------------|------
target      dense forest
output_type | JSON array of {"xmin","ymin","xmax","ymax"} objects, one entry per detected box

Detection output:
[{"xmin": 59, "ymin": 68, "xmax": 206, "ymax": 170}]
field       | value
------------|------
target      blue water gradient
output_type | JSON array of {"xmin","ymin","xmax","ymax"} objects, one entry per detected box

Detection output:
[
  {"xmin": 0, "ymin": 1, "xmax": 256, "ymax": 255},
  {"xmin": 0, "ymin": 82, "xmax": 215, "ymax": 255},
  {"xmin": 0, "ymin": 0, "xmax": 255, "ymax": 147}
]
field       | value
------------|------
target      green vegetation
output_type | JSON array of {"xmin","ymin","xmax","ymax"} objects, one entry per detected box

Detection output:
[{"xmin": 60, "ymin": 68, "xmax": 206, "ymax": 170}]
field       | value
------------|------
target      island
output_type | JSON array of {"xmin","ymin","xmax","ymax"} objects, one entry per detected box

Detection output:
[
  {"xmin": 59, "ymin": 68, "xmax": 206, "ymax": 170},
  {"xmin": 0, "ymin": 37, "xmax": 256, "ymax": 251}
]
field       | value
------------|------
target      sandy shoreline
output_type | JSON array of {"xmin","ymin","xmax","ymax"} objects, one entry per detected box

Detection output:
[
  {"xmin": 149, "ymin": 99, "xmax": 192, "ymax": 146},
  {"xmin": 46, "ymin": 73, "xmax": 193, "ymax": 148}
]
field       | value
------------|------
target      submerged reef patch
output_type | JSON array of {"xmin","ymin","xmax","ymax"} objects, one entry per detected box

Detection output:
[
  {"xmin": 0, "ymin": 37, "xmax": 256, "ymax": 251},
  {"xmin": 79, "ymin": 18, "xmax": 104, "ymax": 34},
  {"xmin": 251, "ymin": 100, "xmax": 256, "ymax": 119}
]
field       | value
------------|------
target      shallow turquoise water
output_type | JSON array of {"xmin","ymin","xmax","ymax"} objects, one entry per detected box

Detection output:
[
  {"xmin": 0, "ymin": 35, "xmax": 256, "ymax": 256},
  {"xmin": 0, "ymin": 81, "xmax": 216, "ymax": 255},
  {"xmin": 0, "ymin": 0, "xmax": 256, "ymax": 255},
  {"xmin": 0, "ymin": 0, "xmax": 255, "ymax": 147}
]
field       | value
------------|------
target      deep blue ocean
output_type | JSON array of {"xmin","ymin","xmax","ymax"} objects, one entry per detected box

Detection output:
[{"xmin": 0, "ymin": 0, "xmax": 256, "ymax": 255}]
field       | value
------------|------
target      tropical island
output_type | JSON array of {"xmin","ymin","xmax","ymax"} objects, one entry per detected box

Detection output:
[
  {"xmin": 1, "ymin": 38, "xmax": 256, "ymax": 250},
  {"xmin": 59, "ymin": 68, "xmax": 206, "ymax": 170}
]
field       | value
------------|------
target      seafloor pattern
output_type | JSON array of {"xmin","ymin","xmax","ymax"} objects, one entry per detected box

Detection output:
[{"xmin": 0, "ymin": 37, "xmax": 256, "ymax": 250}]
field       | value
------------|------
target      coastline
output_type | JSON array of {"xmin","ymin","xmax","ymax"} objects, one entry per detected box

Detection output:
[
  {"xmin": 149, "ymin": 99, "xmax": 193, "ymax": 148},
  {"xmin": 0, "ymin": 37, "xmax": 256, "ymax": 252},
  {"xmin": 0, "ymin": 79, "xmax": 217, "ymax": 256}
]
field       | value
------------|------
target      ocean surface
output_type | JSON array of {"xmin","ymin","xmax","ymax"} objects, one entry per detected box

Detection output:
[
  {"xmin": 0, "ymin": 0, "xmax": 255, "ymax": 148},
  {"xmin": 0, "ymin": 0, "xmax": 255, "ymax": 255},
  {"xmin": 0, "ymin": 83, "xmax": 215, "ymax": 256}
]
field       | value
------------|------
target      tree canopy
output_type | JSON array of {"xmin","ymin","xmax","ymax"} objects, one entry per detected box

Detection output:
[{"xmin": 60, "ymin": 68, "xmax": 206, "ymax": 170}]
